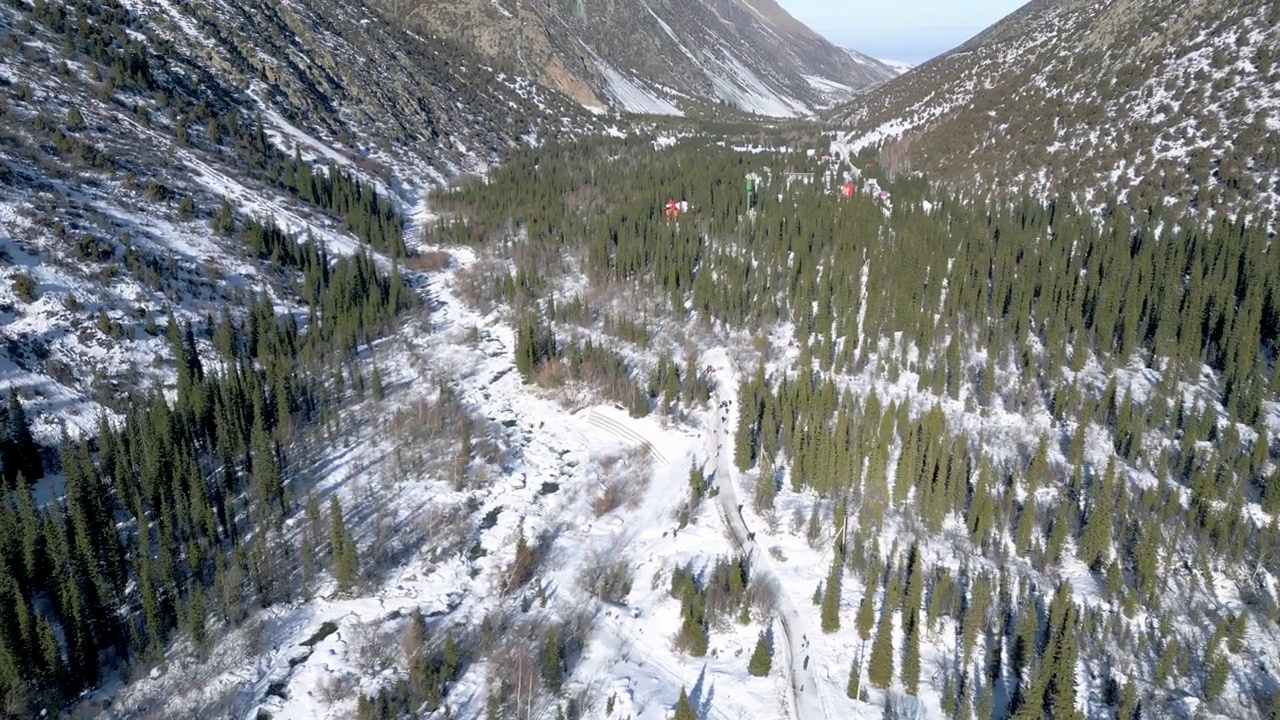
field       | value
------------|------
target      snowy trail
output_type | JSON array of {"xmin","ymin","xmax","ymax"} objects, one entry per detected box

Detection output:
[{"xmin": 705, "ymin": 350, "xmax": 829, "ymax": 720}]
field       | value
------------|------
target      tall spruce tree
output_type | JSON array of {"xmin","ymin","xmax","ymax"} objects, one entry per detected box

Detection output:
[
  {"xmin": 868, "ymin": 596, "xmax": 895, "ymax": 688},
  {"xmin": 821, "ymin": 550, "xmax": 843, "ymax": 633},
  {"xmin": 330, "ymin": 497, "xmax": 359, "ymax": 593},
  {"xmin": 747, "ymin": 630, "xmax": 772, "ymax": 676},
  {"xmin": 674, "ymin": 686, "xmax": 696, "ymax": 720}
]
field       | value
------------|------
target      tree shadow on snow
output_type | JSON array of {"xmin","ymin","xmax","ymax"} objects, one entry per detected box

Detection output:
[{"xmin": 689, "ymin": 663, "xmax": 716, "ymax": 719}]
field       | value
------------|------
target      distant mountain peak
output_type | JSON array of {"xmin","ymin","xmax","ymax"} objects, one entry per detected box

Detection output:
[{"xmin": 389, "ymin": 0, "xmax": 897, "ymax": 117}]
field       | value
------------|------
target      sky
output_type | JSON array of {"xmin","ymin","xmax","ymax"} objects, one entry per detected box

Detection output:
[{"xmin": 776, "ymin": 0, "xmax": 1027, "ymax": 64}]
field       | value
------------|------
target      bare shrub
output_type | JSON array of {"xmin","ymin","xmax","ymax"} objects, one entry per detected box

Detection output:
[
  {"xmin": 535, "ymin": 358, "xmax": 570, "ymax": 388},
  {"xmin": 579, "ymin": 545, "xmax": 635, "ymax": 604},
  {"xmin": 317, "ymin": 674, "xmax": 351, "ymax": 706},
  {"xmin": 763, "ymin": 509, "xmax": 781, "ymax": 534},
  {"xmin": 563, "ymin": 184, "xmax": 605, "ymax": 213},
  {"xmin": 454, "ymin": 255, "xmax": 507, "ymax": 316},
  {"xmin": 624, "ymin": 451, "xmax": 653, "ymax": 509},
  {"xmin": 403, "ymin": 249, "xmax": 452, "ymax": 272},
  {"xmin": 350, "ymin": 619, "xmax": 393, "ymax": 676},
  {"xmin": 420, "ymin": 501, "xmax": 472, "ymax": 560},
  {"xmin": 592, "ymin": 478, "xmax": 626, "ymax": 516},
  {"xmin": 491, "ymin": 638, "xmax": 545, "ymax": 720},
  {"xmin": 749, "ymin": 575, "xmax": 780, "ymax": 619},
  {"xmin": 593, "ymin": 448, "xmax": 651, "ymax": 516},
  {"xmin": 402, "ymin": 611, "xmax": 427, "ymax": 664},
  {"xmin": 789, "ymin": 505, "xmax": 806, "ymax": 534}
]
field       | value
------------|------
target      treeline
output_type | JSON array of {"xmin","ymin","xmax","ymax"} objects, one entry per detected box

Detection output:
[
  {"xmin": 0, "ymin": 213, "xmax": 410, "ymax": 715},
  {"xmin": 434, "ymin": 138, "xmax": 1278, "ymax": 420}
]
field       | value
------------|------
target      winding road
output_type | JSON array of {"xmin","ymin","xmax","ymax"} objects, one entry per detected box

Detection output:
[{"xmin": 706, "ymin": 353, "xmax": 829, "ymax": 720}]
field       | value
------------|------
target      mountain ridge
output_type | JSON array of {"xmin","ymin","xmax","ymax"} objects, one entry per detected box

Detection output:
[
  {"xmin": 387, "ymin": 0, "xmax": 898, "ymax": 117},
  {"xmin": 827, "ymin": 0, "xmax": 1280, "ymax": 223}
]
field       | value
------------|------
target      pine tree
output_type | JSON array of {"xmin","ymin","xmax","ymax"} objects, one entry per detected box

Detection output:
[
  {"xmin": 540, "ymin": 627, "xmax": 564, "ymax": 692},
  {"xmin": 66, "ymin": 105, "xmax": 85, "ymax": 131},
  {"xmin": 734, "ymin": 380, "xmax": 755, "ymax": 471},
  {"xmin": 1077, "ymin": 460, "xmax": 1115, "ymax": 571},
  {"xmin": 2, "ymin": 391, "xmax": 43, "ymax": 487},
  {"xmin": 1264, "ymin": 465, "xmax": 1280, "ymax": 514},
  {"xmin": 856, "ymin": 587, "xmax": 876, "ymax": 642},
  {"xmin": 330, "ymin": 497, "xmax": 359, "ymax": 592},
  {"xmin": 868, "ymin": 597, "xmax": 895, "ymax": 688},
  {"xmin": 16, "ymin": 479, "xmax": 40, "ymax": 584},
  {"xmin": 673, "ymin": 686, "xmax": 696, "ymax": 720},
  {"xmin": 1266, "ymin": 687, "xmax": 1280, "ymax": 720},
  {"xmin": 1203, "ymin": 641, "xmax": 1229, "ymax": 703},
  {"xmin": 846, "ymin": 655, "xmax": 862, "ymax": 699},
  {"xmin": 251, "ymin": 415, "xmax": 283, "ymax": 525},
  {"xmin": 754, "ymin": 449, "xmax": 776, "ymax": 511},
  {"xmin": 821, "ymin": 551, "xmax": 842, "ymax": 633},
  {"xmin": 902, "ymin": 615, "xmax": 921, "ymax": 695},
  {"xmin": 747, "ymin": 630, "xmax": 772, "ymax": 676},
  {"xmin": 1116, "ymin": 679, "xmax": 1139, "ymax": 720}
]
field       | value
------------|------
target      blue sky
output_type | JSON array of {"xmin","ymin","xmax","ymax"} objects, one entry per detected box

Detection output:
[{"xmin": 776, "ymin": 0, "xmax": 1026, "ymax": 64}]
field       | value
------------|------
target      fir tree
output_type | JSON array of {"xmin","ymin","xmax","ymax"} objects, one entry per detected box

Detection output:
[
  {"xmin": 747, "ymin": 630, "xmax": 772, "ymax": 676},
  {"xmin": 868, "ymin": 597, "xmax": 895, "ymax": 688},
  {"xmin": 821, "ymin": 551, "xmax": 843, "ymax": 633},
  {"xmin": 673, "ymin": 686, "xmax": 696, "ymax": 720},
  {"xmin": 902, "ymin": 616, "xmax": 921, "ymax": 695},
  {"xmin": 330, "ymin": 497, "xmax": 359, "ymax": 593},
  {"xmin": 856, "ymin": 586, "xmax": 876, "ymax": 642},
  {"xmin": 846, "ymin": 656, "xmax": 862, "ymax": 699}
]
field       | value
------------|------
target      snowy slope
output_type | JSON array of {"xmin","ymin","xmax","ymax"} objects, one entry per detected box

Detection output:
[
  {"xmin": 874, "ymin": 58, "xmax": 915, "ymax": 76},
  {"xmin": 404, "ymin": 0, "xmax": 897, "ymax": 117},
  {"xmin": 828, "ymin": 0, "xmax": 1280, "ymax": 219},
  {"xmin": 0, "ymin": 0, "xmax": 603, "ymax": 445}
]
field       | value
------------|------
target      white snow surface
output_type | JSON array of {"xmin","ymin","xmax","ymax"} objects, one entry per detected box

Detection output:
[
  {"xmin": 597, "ymin": 62, "xmax": 683, "ymax": 117},
  {"xmin": 874, "ymin": 58, "xmax": 915, "ymax": 76}
]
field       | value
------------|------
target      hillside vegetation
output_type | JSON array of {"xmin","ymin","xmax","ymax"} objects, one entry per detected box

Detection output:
[
  {"xmin": 828, "ymin": 0, "xmax": 1280, "ymax": 222},
  {"xmin": 433, "ymin": 135, "xmax": 1280, "ymax": 718},
  {"xmin": 1, "ymin": 0, "xmax": 1279, "ymax": 717}
]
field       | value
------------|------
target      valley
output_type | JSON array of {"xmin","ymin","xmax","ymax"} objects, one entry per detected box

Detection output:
[{"xmin": 1, "ymin": 0, "xmax": 1279, "ymax": 719}]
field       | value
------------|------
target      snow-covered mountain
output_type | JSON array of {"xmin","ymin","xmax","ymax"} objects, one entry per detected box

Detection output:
[
  {"xmin": 391, "ymin": 0, "xmax": 898, "ymax": 117},
  {"xmin": 873, "ymin": 57, "xmax": 915, "ymax": 76},
  {"xmin": 828, "ymin": 0, "xmax": 1280, "ymax": 219},
  {"xmin": 0, "ymin": 0, "xmax": 601, "ymax": 444},
  {"xmin": 10, "ymin": 0, "xmax": 1280, "ymax": 718}
]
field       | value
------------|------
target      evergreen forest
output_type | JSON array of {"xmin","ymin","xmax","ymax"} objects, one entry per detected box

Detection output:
[{"xmin": 430, "ymin": 134, "xmax": 1280, "ymax": 719}]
